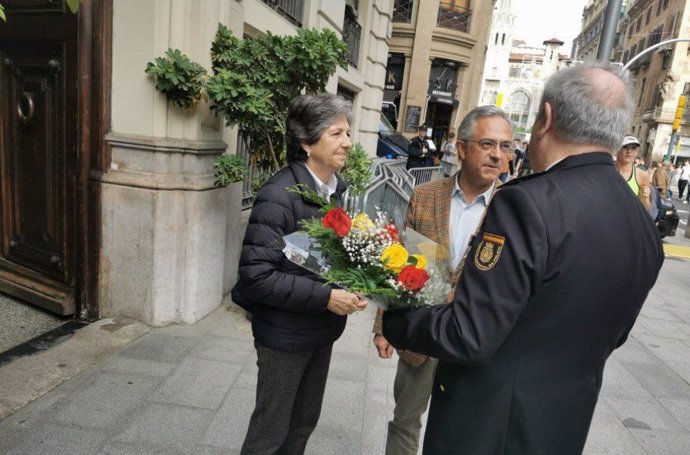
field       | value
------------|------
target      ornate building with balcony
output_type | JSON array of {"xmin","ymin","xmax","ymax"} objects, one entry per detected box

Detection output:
[
  {"xmin": 480, "ymin": 37, "xmax": 570, "ymax": 136},
  {"xmin": 615, "ymin": 0, "xmax": 690, "ymax": 163},
  {"xmin": 574, "ymin": 0, "xmax": 629, "ymax": 62},
  {"xmin": 383, "ymin": 0, "xmax": 494, "ymax": 145},
  {"xmin": 478, "ymin": 0, "xmax": 570, "ymax": 137}
]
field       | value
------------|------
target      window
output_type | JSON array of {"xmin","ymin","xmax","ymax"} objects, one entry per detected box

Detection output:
[
  {"xmin": 495, "ymin": 33, "xmax": 499, "ymax": 45},
  {"xmin": 656, "ymin": 0, "xmax": 663, "ymax": 16},
  {"xmin": 645, "ymin": 7, "xmax": 652, "ymax": 25},
  {"xmin": 509, "ymin": 66, "xmax": 521, "ymax": 78},
  {"xmin": 623, "ymin": 50, "xmax": 630, "ymax": 62},
  {"xmin": 639, "ymin": 78, "xmax": 646, "ymax": 106},
  {"xmin": 650, "ymin": 26, "xmax": 663, "ymax": 46},
  {"xmin": 502, "ymin": 33, "xmax": 506, "ymax": 45},
  {"xmin": 507, "ymin": 90, "xmax": 531, "ymax": 128}
]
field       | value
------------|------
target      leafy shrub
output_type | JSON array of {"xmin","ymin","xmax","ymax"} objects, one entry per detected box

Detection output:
[
  {"xmin": 213, "ymin": 154, "xmax": 248, "ymax": 187},
  {"xmin": 145, "ymin": 49, "xmax": 208, "ymax": 109}
]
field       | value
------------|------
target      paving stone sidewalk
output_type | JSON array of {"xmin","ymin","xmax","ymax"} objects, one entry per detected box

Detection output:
[{"xmin": 1, "ymin": 247, "xmax": 689, "ymax": 454}]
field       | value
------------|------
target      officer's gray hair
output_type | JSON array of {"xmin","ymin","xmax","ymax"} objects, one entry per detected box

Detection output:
[
  {"xmin": 456, "ymin": 105, "xmax": 512, "ymax": 142},
  {"xmin": 286, "ymin": 94, "xmax": 353, "ymax": 162},
  {"xmin": 536, "ymin": 62, "xmax": 635, "ymax": 153}
]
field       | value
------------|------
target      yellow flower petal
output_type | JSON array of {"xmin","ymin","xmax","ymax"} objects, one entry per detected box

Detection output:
[
  {"xmin": 381, "ymin": 244, "xmax": 409, "ymax": 273},
  {"xmin": 352, "ymin": 213, "xmax": 375, "ymax": 231}
]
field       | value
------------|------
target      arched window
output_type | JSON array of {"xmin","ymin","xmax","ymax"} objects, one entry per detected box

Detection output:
[{"xmin": 507, "ymin": 90, "xmax": 531, "ymax": 128}]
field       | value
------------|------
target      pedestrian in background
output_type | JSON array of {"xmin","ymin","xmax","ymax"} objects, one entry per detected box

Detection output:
[
  {"xmin": 652, "ymin": 161, "xmax": 670, "ymax": 200},
  {"xmin": 680, "ymin": 160, "xmax": 690, "ymax": 203},
  {"xmin": 234, "ymin": 94, "xmax": 367, "ymax": 455},
  {"xmin": 615, "ymin": 136, "xmax": 652, "ymax": 211},
  {"xmin": 441, "ymin": 132, "xmax": 458, "ymax": 175},
  {"xmin": 407, "ymin": 125, "xmax": 429, "ymax": 169},
  {"xmin": 382, "ymin": 63, "xmax": 664, "ymax": 455}
]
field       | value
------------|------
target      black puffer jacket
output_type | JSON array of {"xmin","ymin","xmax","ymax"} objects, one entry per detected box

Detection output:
[{"xmin": 233, "ymin": 161, "xmax": 348, "ymax": 352}]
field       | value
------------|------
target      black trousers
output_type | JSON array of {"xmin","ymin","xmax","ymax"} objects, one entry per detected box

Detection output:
[
  {"xmin": 679, "ymin": 179, "xmax": 688, "ymax": 199},
  {"xmin": 241, "ymin": 341, "xmax": 333, "ymax": 455}
]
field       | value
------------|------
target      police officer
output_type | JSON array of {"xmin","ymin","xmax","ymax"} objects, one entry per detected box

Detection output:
[
  {"xmin": 407, "ymin": 125, "xmax": 429, "ymax": 169},
  {"xmin": 383, "ymin": 63, "xmax": 664, "ymax": 455}
]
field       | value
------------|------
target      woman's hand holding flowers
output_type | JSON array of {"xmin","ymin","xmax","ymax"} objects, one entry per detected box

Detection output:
[{"xmin": 327, "ymin": 289, "xmax": 368, "ymax": 315}]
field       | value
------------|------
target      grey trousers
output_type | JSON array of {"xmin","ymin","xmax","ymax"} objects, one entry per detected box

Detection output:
[
  {"xmin": 241, "ymin": 341, "xmax": 333, "ymax": 455},
  {"xmin": 386, "ymin": 356, "xmax": 438, "ymax": 455}
]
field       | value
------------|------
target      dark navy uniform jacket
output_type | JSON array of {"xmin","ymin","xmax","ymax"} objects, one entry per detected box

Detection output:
[{"xmin": 383, "ymin": 152, "xmax": 664, "ymax": 455}]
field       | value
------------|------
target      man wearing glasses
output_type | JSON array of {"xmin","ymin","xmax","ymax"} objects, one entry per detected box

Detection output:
[
  {"xmin": 382, "ymin": 63, "xmax": 664, "ymax": 455},
  {"xmin": 372, "ymin": 105, "xmax": 511, "ymax": 455}
]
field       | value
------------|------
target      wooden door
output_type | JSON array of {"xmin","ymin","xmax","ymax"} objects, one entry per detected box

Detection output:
[{"xmin": 0, "ymin": 1, "xmax": 79, "ymax": 315}]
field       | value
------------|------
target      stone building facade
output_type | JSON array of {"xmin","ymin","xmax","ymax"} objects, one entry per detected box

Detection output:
[
  {"xmin": 383, "ymin": 0, "xmax": 494, "ymax": 145},
  {"xmin": 613, "ymin": 0, "xmax": 690, "ymax": 163},
  {"xmin": 0, "ymin": 0, "xmax": 393, "ymax": 328}
]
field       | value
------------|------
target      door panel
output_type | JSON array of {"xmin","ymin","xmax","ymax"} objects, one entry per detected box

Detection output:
[{"xmin": 0, "ymin": 3, "xmax": 78, "ymax": 315}]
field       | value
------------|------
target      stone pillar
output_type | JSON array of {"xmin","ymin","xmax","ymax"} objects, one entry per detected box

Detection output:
[{"xmin": 103, "ymin": 0, "xmax": 240, "ymax": 326}]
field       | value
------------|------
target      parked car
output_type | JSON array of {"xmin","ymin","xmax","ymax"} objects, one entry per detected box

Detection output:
[
  {"xmin": 652, "ymin": 186, "xmax": 679, "ymax": 238},
  {"xmin": 377, "ymin": 114, "xmax": 409, "ymax": 158}
]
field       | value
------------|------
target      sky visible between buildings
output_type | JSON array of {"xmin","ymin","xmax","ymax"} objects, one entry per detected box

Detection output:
[{"xmin": 512, "ymin": 0, "xmax": 589, "ymax": 52}]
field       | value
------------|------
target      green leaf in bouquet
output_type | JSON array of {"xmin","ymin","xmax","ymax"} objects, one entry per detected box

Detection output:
[{"xmin": 287, "ymin": 184, "xmax": 335, "ymax": 212}]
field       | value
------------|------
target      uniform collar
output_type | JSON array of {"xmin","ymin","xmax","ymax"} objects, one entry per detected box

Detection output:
[{"xmin": 545, "ymin": 151, "xmax": 614, "ymax": 173}]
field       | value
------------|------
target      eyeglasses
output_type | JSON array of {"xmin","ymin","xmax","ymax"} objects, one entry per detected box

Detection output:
[{"xmin": 466, "ymin": 139, "xmax": 513, "ymax": 154}]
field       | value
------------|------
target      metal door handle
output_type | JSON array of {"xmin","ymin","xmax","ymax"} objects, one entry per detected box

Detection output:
[{"xmin": 17, "ymin": 92, "xmax": 35, "ymax": 124}]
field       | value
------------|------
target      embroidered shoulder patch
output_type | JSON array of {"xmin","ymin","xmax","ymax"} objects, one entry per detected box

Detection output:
[{"xmin": 474, "ymin": 233, "xmax": 505, "ymax": 271}]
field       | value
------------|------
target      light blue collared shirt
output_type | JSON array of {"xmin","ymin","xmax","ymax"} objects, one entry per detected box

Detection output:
[{"xmin": 449, "ymin": 178, "xmax": 496, "ymax": 269}]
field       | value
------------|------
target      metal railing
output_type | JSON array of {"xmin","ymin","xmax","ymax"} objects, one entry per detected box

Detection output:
[
  {"xmin": 437, "ymin": 1, "xmax": 472, "ymax": 33},
  {"xmin": 235, "ymin": 134, "xmax": 267, "ymax": 209},
  {"xmin": 409, "ymin": 166, "xmax": 441, "ymax": 185},
  {"xmin": 393, "ymin": 0, "xmax": 413, "ymax": 23},
  {"xmin": 343, "ymin": 9, "xmax": 361, "ymax": 68},
  {"xmin": 260, "ymin": 0, "xmax": 304, "ymax": 27},
  {"xmin": 342, "ymin": 158, "xmax": 445, "ymax": 228}
]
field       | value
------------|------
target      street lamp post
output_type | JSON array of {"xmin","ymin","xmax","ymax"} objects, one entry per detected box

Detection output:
[{"xmin": 596, "ymin": 0, "xmax": 624, "ymax": 61}]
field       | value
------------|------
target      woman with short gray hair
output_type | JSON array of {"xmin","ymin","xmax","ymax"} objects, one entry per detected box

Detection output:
[{"xmin": 234, "ymin": 93, "xmax": 366, "ymax": 455}]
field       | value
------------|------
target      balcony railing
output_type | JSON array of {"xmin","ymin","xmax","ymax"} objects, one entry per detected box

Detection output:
[
  {"xmin": 437, "ymin": 1, "xmax": 472, "ymax": 33},
  {"xmin": 343, "ymin": 8, "xmax": 361, "ymax": 68},
  {"xmin": 393, "ymin": 0, "xmax": 413, "ymax": 23},
  {"xmin": 260, "ymin": 0, "xmax": 304, "ymax": 27}
]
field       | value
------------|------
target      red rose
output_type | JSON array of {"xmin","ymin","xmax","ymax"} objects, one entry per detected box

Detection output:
[
  {"xmin": 397, "ymin": 265, "xmax": 429, "ymax": 292},
  {"xmin": 383, "ymin": 224, "xmax": 399, "ymax": 242},
  {"xmin": 322, "ymin": 208, "xmax": 352, "ymax": 237}
]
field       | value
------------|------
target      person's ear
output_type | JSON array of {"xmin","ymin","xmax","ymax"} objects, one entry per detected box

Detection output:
[
  {"xmin": 537, "ymin": 102, "xmax": 553, "ymax": 137},
  {"xmin": 301, "ymin": 143, "xmax": 312, "ymax": 158},
  {"xmin": 457, "ymin": 141, "xmax": 468, "ymax": 160}
]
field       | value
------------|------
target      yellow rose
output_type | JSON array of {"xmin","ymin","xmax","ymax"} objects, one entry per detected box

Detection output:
[
  {"xmin": 381, "ymin": 244, "xmax": 409, "ymax": 273},
  {"xmin": 411, "ymin": 254, "xmax": 428, "ymax": 270},
  {"xmin": 352, "ymin": 213, "xmax": 375, "ymax": 231}
]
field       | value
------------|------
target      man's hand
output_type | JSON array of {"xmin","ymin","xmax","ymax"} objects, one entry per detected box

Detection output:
[
  {"xmin": 373, "ymin": 334, "xmax": 394, "ymax": 359},
  {"xmin": 327, "ymin": 289, "xmax": 367, "ymax": 315}
]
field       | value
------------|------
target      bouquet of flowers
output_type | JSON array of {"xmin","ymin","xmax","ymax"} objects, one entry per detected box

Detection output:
[{"xmin": 282, "ymin": 185, "xmax": 451, "ymax": 310}]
